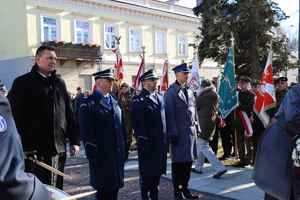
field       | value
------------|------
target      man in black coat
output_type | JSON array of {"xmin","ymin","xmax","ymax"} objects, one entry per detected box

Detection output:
[
  {"xmin": 132, "ymin": 69, "xmax": 167, "ymax": 200},
  {"xmin": 79, "ymin": 68, "xmax": 128, "ymax": 200},
  {"xmin": 8, "ymin": 45, "xmax": 80, "ymax": 189}
]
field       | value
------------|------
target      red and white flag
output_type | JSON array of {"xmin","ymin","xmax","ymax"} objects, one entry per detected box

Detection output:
[
  {"xmin": 254, "ymin": 51, "xmax": 276, "ymax": 127},
  {"xmin": 188, "ymin": 53, "xmax": 201, "ymax": 95},
  {"xmin": 112, "ymin": 48, "xmax": 124, "ymax": 80},
  {"xmin": 133, "ymin": 55, "xmax": 145, "ymax": 90},
  {"xmin": 237, "ymin": 110, "xmax": 253, "ymax": 138},
  {"xmin": 159, "ymin": 60, "xmax": 169, "ymax": 92}
]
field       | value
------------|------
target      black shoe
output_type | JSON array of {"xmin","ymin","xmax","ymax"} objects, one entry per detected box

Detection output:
[
  {"xmin": 233, "ymin": 161, "xmax": 247, "ymax": 168},
  {"xmin": 174, "ymin": 191, "xmax": 184, "ymax": 200},
  {"xmin": 182, "ymin": 190, "xmax": 199, "ymax": 199},
  {"xmin": 219, "ymin": 155, "xmax": 229, "ymax": 161},
  {"xmin": 191, "ymin": 168, "xmax": 203, "ymax": 174},
  {"xmin": 213, "ymin": 169, "xmax": 227, "ymax": 179}
]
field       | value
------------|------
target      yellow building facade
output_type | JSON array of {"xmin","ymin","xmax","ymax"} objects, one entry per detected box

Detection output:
[{"xmin": 0, "ymin": 0, "xmax": 220, "ymax": 92}]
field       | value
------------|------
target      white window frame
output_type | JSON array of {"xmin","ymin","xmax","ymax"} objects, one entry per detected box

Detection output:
[
  {"xmin": 74, "ymin": 19, "xmax": 90, "ymax": 44},
  {"xmin": 177, "ymin": 35, "xmax": 188, "ymax": 57},
  {"xmin": 40, "ymin": 16, "xmax": 58, "ymax": 42},
  {"xmin": 128, "ymin": 27, "xmax": 142, "ymax": 53},
  {"xmin": 104, "ymin": 24, "xmax": 117, "ymax": 49},
  {"xmin": 155, "ymin": 31, "xmax": 167, "ymax": 54}
]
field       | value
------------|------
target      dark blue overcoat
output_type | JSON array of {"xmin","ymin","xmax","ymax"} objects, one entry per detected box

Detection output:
[
  {"xmin": 253, "ymin": 85, "xmax": 300, "ymax": 200},
  {"xmin": 164, "ymin": 83, "xmax": 197, "ymax": 163},
  {"xmin": 132, "ymin": 89, "xmax": 167, "ymax": 181},
  {"xmin": 79, "ymin": 90, "xmax": 127, "ymax": 192}
]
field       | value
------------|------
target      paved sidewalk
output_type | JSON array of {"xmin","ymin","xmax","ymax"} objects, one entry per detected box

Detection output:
[
  {"xmin": 124, "ymin": 157, "xmax": 264, "ymax": 200},
  {"xmin": 164, "ymin": 164, "xmax": 264, "ymax": 200},
  {"xmin": 68, "ymin": 148, "xmax": 265, "ymax": 200}
]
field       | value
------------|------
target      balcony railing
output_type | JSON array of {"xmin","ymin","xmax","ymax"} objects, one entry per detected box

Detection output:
[{"xmin": 42, "ymin": 41, "xmax": 101, "ymax": 65}]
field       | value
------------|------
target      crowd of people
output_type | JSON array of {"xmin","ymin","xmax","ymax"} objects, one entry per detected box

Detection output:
[{"xmin": 0, "ymin": 45, "xmax": 299, "ymax": 200}]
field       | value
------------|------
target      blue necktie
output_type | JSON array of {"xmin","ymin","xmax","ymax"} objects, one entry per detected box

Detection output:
[{"xmin": 105, "ymin": 96, "xmax": 111, "ymax": 109}]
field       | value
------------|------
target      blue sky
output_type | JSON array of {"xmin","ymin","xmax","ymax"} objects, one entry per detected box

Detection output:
[{"xmin": 275, "ymin": 0, "xmax": 299, "ymax": 39}]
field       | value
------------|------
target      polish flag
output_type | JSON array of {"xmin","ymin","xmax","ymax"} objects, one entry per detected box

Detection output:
[
  {"xmin": 254, "ymin": 51, "xmax": 276, "ymax": 127},
  {"xmin": 133, "ymin": 55, "xmax": 145, "ymax": 90},
  {"xmin": 112, "ymin": 48, "xmax": 124, "ymax": 80},
  {"xmin": 159, "ymin": 60, "xmax": 169, "ymax": 92}
]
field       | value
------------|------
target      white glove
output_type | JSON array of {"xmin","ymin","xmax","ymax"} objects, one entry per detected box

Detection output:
[{"xmin": 292, "ymin": 138, "xmax": 300, "ymax": 167}]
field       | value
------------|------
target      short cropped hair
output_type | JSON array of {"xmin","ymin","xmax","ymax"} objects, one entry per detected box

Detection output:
[{"xmin": 35, "ymin": 45, "xmax": 55, "ymax": 57}]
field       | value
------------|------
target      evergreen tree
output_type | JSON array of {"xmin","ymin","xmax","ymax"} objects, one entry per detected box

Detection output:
[{"xmin": 193, "ymin": 0, "xmax": 293, "ymax": 79}]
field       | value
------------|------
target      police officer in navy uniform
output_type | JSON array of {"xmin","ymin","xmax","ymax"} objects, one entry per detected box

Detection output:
[
  {"xmin": 132, "ymin": 69, "xmax": 167, "ymax": 200},
  {"xmin": 78, "ymin": 68, "xmax": 128, "ymax": 200},
  {"xmin": 0, "ymin": 91, "xmax": 50, "ymax": 199},
  {"xmin": 165, "ymin": 63, "xmax": 199, "ymax": 200}
]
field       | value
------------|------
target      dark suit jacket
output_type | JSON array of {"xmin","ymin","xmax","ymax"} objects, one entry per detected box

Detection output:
[
  {"xmin": 196, "ymin": 86, "xmax": 218, "ymax": 141},
  {"xmin": 7, "ymin": 64, "xmax": 80, "ymax": 156}
]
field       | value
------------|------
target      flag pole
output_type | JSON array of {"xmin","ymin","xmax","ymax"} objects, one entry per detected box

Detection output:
[
  {"xmin": 231, "ymin": 32, "xmax": 238, "ymax": 159},
  {"xmin": 141, "ymin": 46, "xmax": 146, "ymax": 73},
  {"xmin": 96, "ymin": 46, "xmax": 103, "ymax": 72},
  {"xmin": 230, "ymin": 32, "xmax": 235, "ymax": 69}
]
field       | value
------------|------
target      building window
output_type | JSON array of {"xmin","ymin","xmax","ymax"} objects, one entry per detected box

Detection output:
[
  {"xmin": 155, "ymin": 31, "xmax": 166, "ymax": 54},
  {"xmin": 41, "ymin": 16, "xmax": 57, "ymax": 42},
  {"xmin": 129, "ymin": 28, "xmax": 141, "ymax": 53},
  {"xmin": 74, "ymin": 20, "xmax": 90, "ymax": 44},
  {"xmin": 104, "ymin": 24, "xmax": 117, "ymax": 49},
  {"xmin": 177, "ymin": 35, "xmax": 188, "ymax": 57}
]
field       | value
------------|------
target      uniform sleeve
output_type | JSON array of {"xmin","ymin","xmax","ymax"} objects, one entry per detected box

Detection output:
[
  {"xmin": 164, "ymin": 90, "xmax": 178, "ymax": 138},
  {"xmin": 281, "ymin": 86, "xmax": 300, "ymax": 139},
  {"xmin": 121, "ymin": 111, "xmax": 129, "ymax": 161},
  {"xmin": 78, "ymin": 100, "xmax": 95, "ymax": 153},
  {"xmin": 7, "ymin": 78, "xmax": 25, "ymax": 137},
  {"xmin": 131, "ymin": 98, "xmax": 148, "ymax": 140},
  {"xmin": 0, "ymin": 96, "xmax": 50, "ymax": 200}
]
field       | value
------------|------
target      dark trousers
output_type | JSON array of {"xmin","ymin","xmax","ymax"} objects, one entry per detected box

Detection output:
[
  {"xmin": 220, "ymin": 124, "xmax": 233, "ymax": 157},
  {"xmin": 252, "ymin": 127, "xmax": 264, "ymax": 164},
  {"xmin": 235, "ymin": 119, "xmax": 252, "ymax": 163},
  {"xmin": 25, "ymin": 152, "xmax": 66, "ymax": 189},
  {"xmin": 209, "ymin": 128, "xmax": 219, "ymax": 154},
  {"xmin": 210, "ymin": 126, "xmax": 233, "ymax": 157},
  {"xmin": 140, "ymin": 175, "xmax": 160, "ymax": 200},
  {"xmin": 96, "ymin": 190, "xmax": 119, "ymax": 200},
  {"xmin": 171, "ymin": 162, "xmax": 192, "ymax": 192}
]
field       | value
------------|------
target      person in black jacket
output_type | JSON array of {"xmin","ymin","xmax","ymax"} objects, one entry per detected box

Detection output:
[
  {"xmin": 0, "ymin": 94, "xmax": 51, "ymax": 200},
  {"xmin": 234, "ymin": 76, "xmax": 255, "ymax": 167},
  {"xmin": 7, "ymin": 45, "xmax": 80, "ymax": 189}
]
